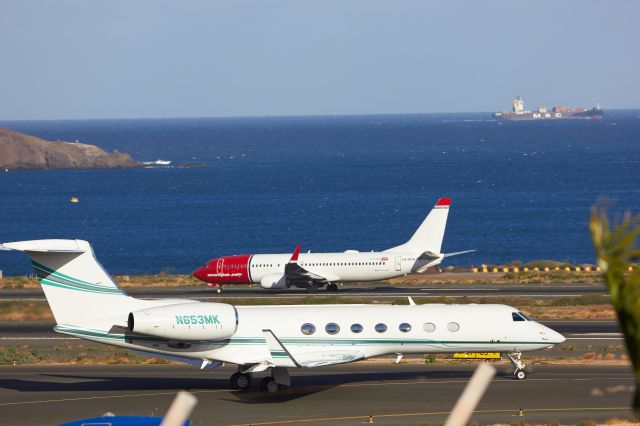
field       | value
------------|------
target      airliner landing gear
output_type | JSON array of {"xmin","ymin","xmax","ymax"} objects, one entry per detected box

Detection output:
[
  {"xmin": 260, "ymin": 376, "xmax": 279, "ymax": 392},
  {"xmin": 230, "ymin": 371, "xmax": 252, "ymax": 390},
  {"xmin": 306, "ymin": 283, "xmax": 319, "ymax": 293},
  {"xmin": 326, "ymin": 283, "xmax": 338, "ymax": 292},
  {"xmin": 507, "ymin": 352, "xmax": 526, "ymax": 380}
]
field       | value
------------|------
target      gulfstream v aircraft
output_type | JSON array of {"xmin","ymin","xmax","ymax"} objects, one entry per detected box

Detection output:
[
  {"xmin": 2, "ymin": 239, "xmax": 564, "ymax": 391},
  {"xmin": 193, "ymin": 198, "xmax": 474, "ymax": 292}
]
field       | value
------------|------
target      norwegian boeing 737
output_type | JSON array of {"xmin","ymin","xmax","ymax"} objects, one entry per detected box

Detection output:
[
  {"xmin": 193, "ymin": 198, "xmax": 473, "ymax": 292},
  {"xmin": 1, "ymin": 239, "xmax": 564, "ymax": 391}
]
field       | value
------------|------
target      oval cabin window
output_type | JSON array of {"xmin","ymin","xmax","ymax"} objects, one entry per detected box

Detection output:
[
  {"xmin": 325, "ymin": 323, "xmax": 340, "ymax": 335},
  {"xmin": 351, "ymin": 323, "xmax": 363, "ymax": 333},
  {"xmin": 399, "ymin": 323, "xmax": 412, "ymax": 333},
  {"xmin": 447, "ymin": 322, "xmax": 460, "ymax": 332},
  {"xmin": 423, "ymin": 322, "xmax": 436, "ymax": 332},
  {"xmin": 375, "ymin": 323, "xmax": 387, "ymax": 333},
  {"xmin": 301, "ymin": 323, "xmax": 316, "ymax": 335}
]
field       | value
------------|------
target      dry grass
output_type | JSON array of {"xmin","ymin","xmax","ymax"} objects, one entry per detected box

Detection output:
[
  {"xmin": 522, "ymin": 304, "xmax": 615, "ymax": 320},
  {"xmin": 0, "ymin": 301, "xmax": 53, "ymax": 320},
  {"xmin": 0, "ymin": 267, "xmax": 607, "ymax": 289},
  {"xmin": 0, "ymin": 297, "xmax": 616, "ymax": 321}
]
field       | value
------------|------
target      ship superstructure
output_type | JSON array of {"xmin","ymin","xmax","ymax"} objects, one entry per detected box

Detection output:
[{"xmin": 493, "ymin": 96, "xmax": 604, "ymax": 120}]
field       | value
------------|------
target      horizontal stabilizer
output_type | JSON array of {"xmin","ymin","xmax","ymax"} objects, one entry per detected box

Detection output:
[
  {"xmin": 443, "ymin": 250, "xmax": 476, "ymax": 258},
  {"xmin": 1, "ymin": 239, "xmax": 86, "ymax": 253}
]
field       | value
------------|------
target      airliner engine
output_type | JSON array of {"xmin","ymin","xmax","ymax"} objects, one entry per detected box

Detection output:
[
  {"xmin": 260, "ymin": 274, "xmax": 288, "ymax": 289},
  {"xmin": 128, "ymin": 302, "xmax": 238, "ymax": 341}
]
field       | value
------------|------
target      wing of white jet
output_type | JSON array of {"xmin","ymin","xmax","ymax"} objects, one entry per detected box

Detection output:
[{"xmin": 263, "ymin": 329, "xmax": 365, "ymax": 368}]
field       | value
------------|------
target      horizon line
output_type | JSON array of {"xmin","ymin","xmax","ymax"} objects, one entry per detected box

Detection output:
[{"xmin": 2, "ymin": 108, "xmax": 639, "ymax": 123}]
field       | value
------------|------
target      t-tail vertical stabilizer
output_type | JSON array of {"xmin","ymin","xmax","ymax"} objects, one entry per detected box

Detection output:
[{"xmin": 0, "ymin": 239, "xmax": 147, "ymax": 329}]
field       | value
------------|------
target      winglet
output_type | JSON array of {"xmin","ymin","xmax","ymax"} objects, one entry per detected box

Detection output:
[{"xmin": 289, "ymin": 244, "xmax": 301, "ymax": 263}]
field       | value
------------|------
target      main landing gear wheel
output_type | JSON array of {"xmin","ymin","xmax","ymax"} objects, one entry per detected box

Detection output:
[
  {"xmin": 326, "ymin": 283, "xmax": 338, "ymax": 292},
  {"xmin": 230, "ymin": 372, "xmax": 251, "ymax": 390},
  {"xmin": 306, "ymin": 283, "xmax": 319, "ymax": 293},
  {"xmin": 514, "ymin": 369, "xmax": 526, "ymax": 380},
  {"xmin": 260, "ymin": 376, "xmax": 280, "ymax": 393}
]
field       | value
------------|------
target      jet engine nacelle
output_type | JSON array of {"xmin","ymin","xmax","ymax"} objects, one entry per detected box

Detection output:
[
  {"xmin": 128, "ymin": 302, "xmax": 238, "ymax": 341},
  {"xmin": 260, "ymin": 274, "xmax": 288, "ymax": 289}
]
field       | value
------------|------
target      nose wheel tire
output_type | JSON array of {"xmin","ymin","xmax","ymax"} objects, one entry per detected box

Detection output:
[
  {"xmin": 260, "ymin": 377, "xmax": 280, "ymax": 392},
  {"xmin": 326, "ymin": 283, "xmax": 338, "ymax": 292},
  {"xmin": 514, "ymin": 369, "xmax": 526, "ymax": 380},
  {"xmin": 230, "ymin": 372, "xmax": 251, "ymax": 390}
]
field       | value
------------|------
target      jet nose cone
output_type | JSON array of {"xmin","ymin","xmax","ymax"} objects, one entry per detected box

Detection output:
[
  {"xmin": 193, "ymin": 267, "xmax": 208, "ymax": 282},
  {"xmin": 540, "ymin": 324, "xmax": 566, "ymax": 344}
]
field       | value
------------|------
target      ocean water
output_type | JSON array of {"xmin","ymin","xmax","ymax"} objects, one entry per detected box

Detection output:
[{"xmin": 1, "ymin": 112, "xmax": 639, "ymax": 276}]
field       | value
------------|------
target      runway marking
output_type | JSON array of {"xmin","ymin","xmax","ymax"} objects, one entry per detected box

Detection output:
[
  {"xmin": 227, "ymin": 407, "xmax": 629, "ymax": 425},
  {"xmin": 0, "ymin": 376, "xmax": 632, "ymax": 406},
  {"xmin": 570, "ymin": 333, "xmax": 622, "ymax": 336},
  {"xmin": 566, "ymin": 338, "xmax": 624, "ymax": 340}
]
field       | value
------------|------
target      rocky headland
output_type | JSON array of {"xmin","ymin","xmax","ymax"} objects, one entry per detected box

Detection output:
[{"xmin": 0, "ymin": 126, "xmax": 140, "ymax": 170}]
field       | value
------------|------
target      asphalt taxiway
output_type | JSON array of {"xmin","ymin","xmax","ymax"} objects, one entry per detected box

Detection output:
[
  {"xmin": 0, "ymin": 364, "xmax": 633, "ymax": 425},
  {"xmin": 0, "ymin": 283, "xmax": 607, "ymax": 301}
]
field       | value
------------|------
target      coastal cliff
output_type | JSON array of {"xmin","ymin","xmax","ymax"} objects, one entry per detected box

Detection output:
[{"xmin": 0, "ymin": 127, "xmax": 140, "ymax": 170}]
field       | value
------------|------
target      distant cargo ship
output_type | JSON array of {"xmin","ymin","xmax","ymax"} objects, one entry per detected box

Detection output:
[{"xmin": 492, "ymin": 96, "xmax": 604, "ymax": 120}]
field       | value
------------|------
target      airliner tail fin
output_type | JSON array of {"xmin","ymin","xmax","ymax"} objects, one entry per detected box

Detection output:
[{"xmin": 385, "ymin": 198, "xmax": 450, "ymax": 254}]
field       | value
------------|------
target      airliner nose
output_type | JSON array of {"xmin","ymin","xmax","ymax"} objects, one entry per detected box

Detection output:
[{"xmin": 193, "ymin": 267, "xmax": 208, "ymax": 282}]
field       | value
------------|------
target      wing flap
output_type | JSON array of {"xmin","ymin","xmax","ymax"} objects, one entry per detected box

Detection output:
[{"xmin": 263, "ymin": 329, "xmax": 364, "ymax": 368}]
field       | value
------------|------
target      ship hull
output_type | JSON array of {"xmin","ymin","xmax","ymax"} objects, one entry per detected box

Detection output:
[{"xmin": 493, "ymin": 109, "xmax": 604, "ymax": 121}]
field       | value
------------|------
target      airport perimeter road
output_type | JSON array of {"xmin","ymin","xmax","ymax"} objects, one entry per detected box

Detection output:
[
  {"xmin": 0, "ymin": 364, "xmax": 633, "ymax": 425},
  {"xmin": 0, "ymin": 283, "xmax": 607, "ymax": 301}
]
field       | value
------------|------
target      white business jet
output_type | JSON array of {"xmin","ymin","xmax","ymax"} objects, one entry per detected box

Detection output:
[{"xmin": 1, "ymin": 239, "xmax": 564, "ymax": 392}]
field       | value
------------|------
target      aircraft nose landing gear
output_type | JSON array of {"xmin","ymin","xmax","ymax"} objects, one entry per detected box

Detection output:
[{"xmin": 507, "ymin": 352, "xmax": 527, "ymax": 380}]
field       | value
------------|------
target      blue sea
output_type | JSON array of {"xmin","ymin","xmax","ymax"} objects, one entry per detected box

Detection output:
[{"xmin": 1, "ymin": 112, "xmax": 639, "ymax": 276}]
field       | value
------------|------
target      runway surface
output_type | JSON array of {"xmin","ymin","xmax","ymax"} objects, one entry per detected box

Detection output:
[
  {"xmin": 0, "ymin": 364, "xmax": 633, "ymax": 425},
  {"xmin": 0, "ymin": 283, "xmax": 607, "ymax": 301}
]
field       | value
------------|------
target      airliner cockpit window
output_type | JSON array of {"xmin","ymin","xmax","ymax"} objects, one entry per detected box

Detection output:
[
  {"xmin": 518, "ymin": 311, "xmax": 532, "ymax": 321},
  {"xmin": 512, "ymin": 312, "xmax": 526, "ymax": 322}
]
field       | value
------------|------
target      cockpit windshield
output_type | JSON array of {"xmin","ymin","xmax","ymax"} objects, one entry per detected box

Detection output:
[
  {"xmin": 518, "ymin": 311, "xmax": 532, "ymax": 321},
  {"xmin": 512, "ymin": 312, "xmax": 531, "ymax": 322}
]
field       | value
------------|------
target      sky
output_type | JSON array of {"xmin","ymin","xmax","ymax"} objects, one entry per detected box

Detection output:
[{"xmin": 0, "ymin": 0, "xmax": 638, "ymax": 120}]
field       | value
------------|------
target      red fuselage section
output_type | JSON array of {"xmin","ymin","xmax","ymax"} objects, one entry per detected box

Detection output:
[{"xmin": 192, "ymin": 255, "xmax": 253, "ymax": 287}]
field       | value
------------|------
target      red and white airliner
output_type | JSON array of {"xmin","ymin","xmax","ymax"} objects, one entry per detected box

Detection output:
[{"xmin": 192, "ymin": 198, "xmax": 473, "ymax": 292}]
